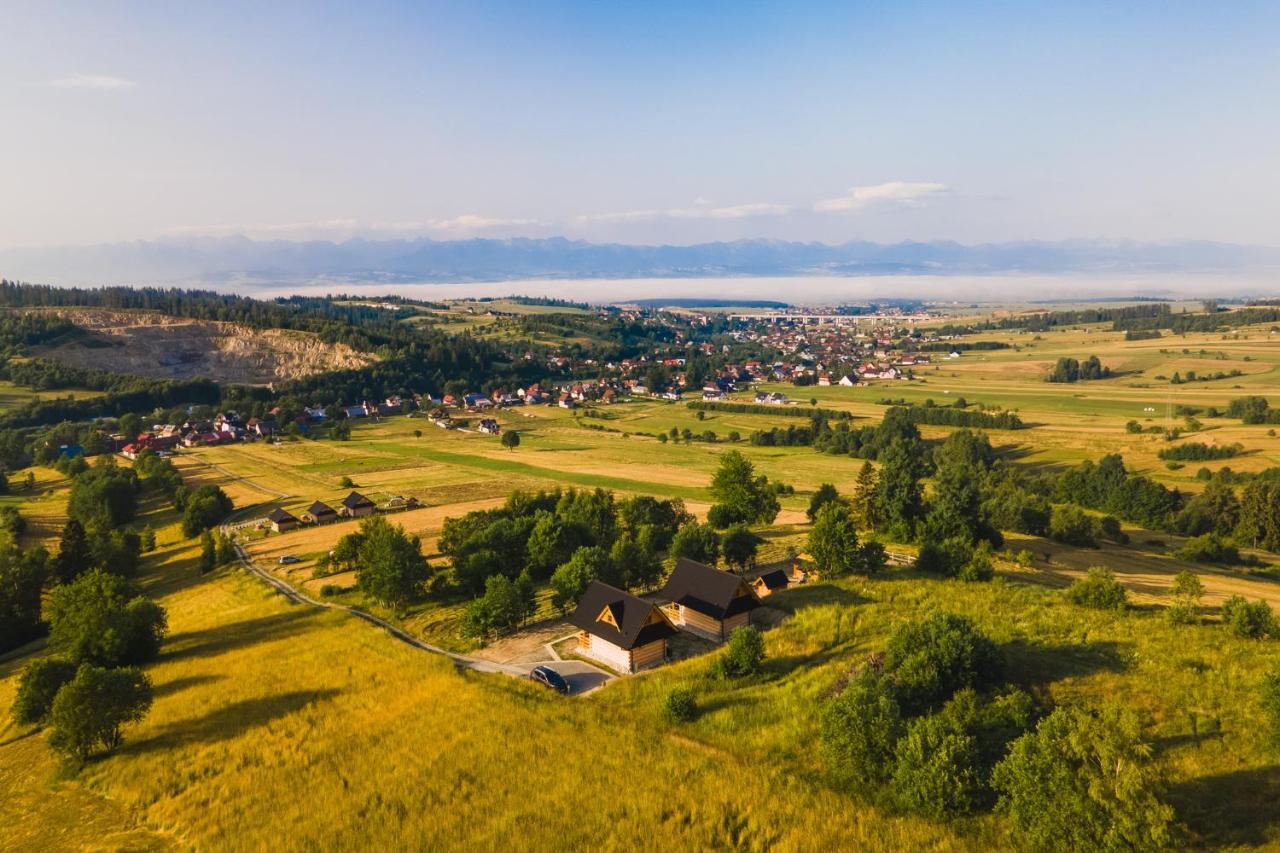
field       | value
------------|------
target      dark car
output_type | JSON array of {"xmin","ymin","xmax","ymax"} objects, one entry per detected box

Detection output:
[{"xmin": 529, "ymin": 665, "xmax": 569, "ymax": 695}]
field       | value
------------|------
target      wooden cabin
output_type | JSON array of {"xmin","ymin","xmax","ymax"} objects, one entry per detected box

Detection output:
[
  {"xmin": 307, "ymin": 500, "xmax": 338, "ymax": 525},
  {"xmin": 751, "ymin": 569, "xmax": 790, "ymax": 598},
  {"xmin": 267, "ymin": 507, "xmax": 301, "ymax": 533},
  {"xmin": 568, "ymin": 581, "xmax": 676, "ymax": 674},
  {"xmin": 340, "ymin": 491, "xmax": 376, "ymax": 518},
  {"xmin": 660, "ymin": 558, "xmax": 761, "ymax": 642}
]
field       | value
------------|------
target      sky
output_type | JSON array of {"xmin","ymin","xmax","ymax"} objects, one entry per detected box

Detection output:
[{"xmin": 2, "ymin": 1, "xmax": 1278, "ymax": 250}]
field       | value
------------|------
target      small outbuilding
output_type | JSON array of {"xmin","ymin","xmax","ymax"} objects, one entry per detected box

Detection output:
[
  {"xmin": 340, "ymin": 491, "xmax": 376, "ymax": 518},
  {"xmin": 660, "ymin": 558, "xmax": 761, "ymax": 642},
  {"xmin": 569, "ymin": 581, "xmax": 677, "ymax": 673},
  {"xmin": 751, "ymin": 569, "xmax": 790, "ymax": 598},
  {"xmin": 267, "ymin": 507, "xmax": 301, "ymax": 533}
]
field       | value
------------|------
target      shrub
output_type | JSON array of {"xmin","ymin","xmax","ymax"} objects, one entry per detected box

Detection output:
[
  {"xmin": 891, "ymin": 713, "xmax": 983, "ymax": 818},
  {"xmin": 1049, "ymin": 505, "xmax": 1099, "ymax": 547},
  {"xmin": 713, "ymin": 625, "xmax": 765, "ymax": 679},
  {"xmin": 992, "ymin": 705, "xmax": 1176, "ymax": 851},
  {"xmin": 1066, "ymin": 567, "xmax": 1127, "ymax": 611},
  {"xmin": 11, "ymin": 658, "xmax": 77, "ymax": 726},
  {"xmin": 662, "ymin": 687, "xmax": 697, "ymax": 724},
  {"xmin": 1175, "ymin": 533, "xmax": 1240, "ymax": 565},
  {"xmin": 882, "ymin": 613, "xmax": 1002, "ymax": 713},
  {"xmin": 47, "ymin": 664, "xmax": 153, "ymax": 760},
  {"xmin": 1221, "ymin": 596, "xmax": 1275, "ymax": 639},
  {"xmin": 821, "ymin": 673, "xmax": 903, "ymax": 786},
  {"xmin": 1262, "ymin": 664, "xmax": 1280, "ymax": 751}
]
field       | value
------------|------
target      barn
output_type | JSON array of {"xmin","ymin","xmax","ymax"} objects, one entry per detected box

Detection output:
[
  {"xmin": 660, "ymin": 558, "xmax": 761, "ymax": 642},
  {"xmin": 568, "ymin": 581, "xmax": 676, "ymax": 674}
]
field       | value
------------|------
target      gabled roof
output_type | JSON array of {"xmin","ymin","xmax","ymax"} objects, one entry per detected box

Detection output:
[
  {"xmin": 660, "ymin": 558, "xmax": 760, "ymax": 620},
  {"xmin": 568, "ymin": 581, "xmax": 676, "ymax": 651},
  {"xmin": 342, "ymin": 491, "xmax": 375, "ymax": 509},
  {"xmin": 309, "ymin": 500, "xmax": 337, "ymax": 516},
  {"xmin": 754, "ymin": 569, "xmax": 789, "ymax": 591},
  {"xmin": 267, "ymin": 507, "xmax": 299, "ymax": 523}
]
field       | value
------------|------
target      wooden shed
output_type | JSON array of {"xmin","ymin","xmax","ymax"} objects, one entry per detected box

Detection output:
[
  {"xmin": 660, "ymin": 558, "xmax": 761, "ymax": 642},
  {"xmin": 568, "ymin": 581, "xmax": 676, "ymax": 674},
  {"xmin": 267, "ymin": 507, "xmax": 301, "ymax": 533},
  {"xmin": 340, "ymin": 491, "xmax": 376, "ymax": 518},
  {"xmin": 751, "ymin": 569, "xmax": 790, "ymax": 598}
]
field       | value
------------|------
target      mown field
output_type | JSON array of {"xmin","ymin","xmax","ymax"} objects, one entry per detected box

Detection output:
[{"xmin": 2, "ymin": 314, "xmax": 1279, "ymax": 849}]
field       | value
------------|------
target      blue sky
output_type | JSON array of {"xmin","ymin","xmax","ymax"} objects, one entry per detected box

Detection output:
[{"xmin": 2, "ymin": 1, "xmax": 1278, "ymax": 248}]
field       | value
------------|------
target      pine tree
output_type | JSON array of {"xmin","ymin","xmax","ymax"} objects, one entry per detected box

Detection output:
[
  {"xmin": 850, "ymin": 461, "xmax": 880, "ymax": 530},
  {"xmin": 873, "ymin": 439, "xmax": 925, "ymax": 538},
  {"xmin": 53, "ymin": 519, "xmax": 93, "ymax": 585}
]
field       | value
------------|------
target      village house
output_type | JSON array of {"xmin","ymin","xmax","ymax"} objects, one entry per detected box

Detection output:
[
  {"xmin": 660, "ymin": 558, "xmax": 761, "ymax": 642},
  {"xmin": 267, "ymin": 507, "xmax": 301, "ymax": 533},
  {"xmin": 340, "ymin": 492, "xmax": 377, "ymax": 518},
  {"xmin": 306, "ymin": 500, "xmax": 338, "ymax": 525},
  {"xmin": 569, "ymin": 581, "xmax": 677, "ymax": 673},
  {"xmin": 344, "ymin": 404, "xmax": 369, "ymax": 419},
  {"xmin": 477, "ymin": 418, "xmax": 501, "ymax": 435}
]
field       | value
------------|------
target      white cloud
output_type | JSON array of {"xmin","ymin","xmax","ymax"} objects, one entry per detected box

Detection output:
[
  {"xmin": 814, "ymin": 181, "xmax": 949, "ymax": 213},
  {"xmin": 163, "ymin": 216, "xmax": 540, "ymax": 241},
  {"xmin": 49, "ymin": 74, "xmax": 136, "ymax": 90},
  {"xmin": 423, "ymin": 214, "xmax": 540, "ymax": 231},
  {"xmin": 578, "ymin": 202, "xmax": 790, "ymax": 224}
]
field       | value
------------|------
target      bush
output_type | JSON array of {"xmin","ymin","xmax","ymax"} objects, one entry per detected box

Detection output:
[
  {"xmin": 1262, "ymin": 664, "xmax": 1280, "ymax": 751},
  {"xmin": 1049, "ymin": 505, "xmax": 1099, "ymax": 547},
  {"xmin": 1066, "ymin": 567, "xmax": 1127, "ymax": 611},
  {"xmin": 891, "ymin": 713, "xmax": 983, "ymax": 818},
  {"xmin": 47, "ymin": 664, "xmax": 153, "ymax": 760},
  {"xmin": 821, "ymin": 673, "xmax": 903, "ymax": 786},
  {"xmin": 662, "ymin": 687, "xmax": 697, "ymax": 723},
  {"xmin": 882, "ymin": 613, "xmax": 1002, "ymax": 713},
  {"xmin": 1221, "ymin": 596, "xmax": 1275, "ymax": 639},
  {"xmin": 992, "ymin": 705, "xmax": 1176, "ymax": 851},
  {"xmin": 1175, "ymin": 533, "xmax": 1240, "ymax": 565},
  {"xmin": 713, "ymin": 625, "xmax": 765, "ymax": 679},
  {"xmin": 11, "ymin": 658, "xmax": 77, "ymax": 726}
]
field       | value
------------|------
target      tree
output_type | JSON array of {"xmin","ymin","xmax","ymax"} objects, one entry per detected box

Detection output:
[
  {"xmin": 1167, "ymin": 570, "xmax": 1203, "ymax": 624},
  {"xmin": 850, "ymin": 461, "xmax": 880, "ymax": 530},
  {"xmin": 1049, "ymin": 505, "xmax": 1100, "ymax": 547},
  {"xmin": 713, "ymin": 625, "xmax": 765, "ymax": 679},
  {"xmin": 924, "ymin": 454, "xmax": 999, "ymax": 547},
  {"xmin": 215, "ymin": 531, "xmax": 236, "ymax": 567},
  {"xmin": 47, "ymin": 570, "xmax": 168, "ymax": 667},
  {"xmin": 883, "ymin": 613, "xmax": 1002, "ymax": 714},
  {"xmin": 708, "ymin": 451, "xmax": 780, "ymax": 526},
  {"xmin": 524, "ymin": 512, "xmax": 586, "ymax": 580},
  {"xmin": 1066, "ymin": 566, "xmax": 1128, "ymax": 611},
  {"xmin": 1221, "ymin": 596, "xmax": 1275, "ymax": 639},
  {"xmin": 413, "ymin": 429, "xmax": 423, "ymax": 439},
  {"xmin": 354, "ymin": 516, "xmax": 430, "ymax": 610},
  {"xmin": 1261, "ymin": 663, "xmax": 1280, "ymax": 751},
  {"xmin": 461, "ymin": 573, "xmax": 536, "ymax": 639},
  {"xmin": 807, "ymin": 502, "xmax": 861, "ymax": 577},
  {"xmin": 140, "ymin": 525, "xmax": 156, "ymax": 553},
  {"xmin": 53, "ymin": 519, "xmax": 92, "ymax": 585},
  {"xmin": 821, "ymin": 673, "xmax": 903, "ymax": 786},
  {"xmin": 892, "ymin": 713, "xmax": 983, "ymax": 818},
  {"xmin": 874, "ymin": 438, "xmax": 925, "ymax": 538},
  {"xmin": 198, "ymin": 529, "xmax": 217, "ymax": 574},
  {"xmin": 609, "ymin": 534, "xmax": 661, "ymax": 590},
  {"xmin": 550, "ymin": 546, "xmax": 610, "ymax": 611},
  {"xmin": 181, "ymin": 485, "xmax": 234, "ymax": 538},
  {"xmin": 807, "ymin": 483, "xmax": 841, "ymax": 522},
  {"xmin": 47, "ymin": 664, "xmax": 154, "ymax": 760},
  {"xmin": 11, "ymin": 658, "xmax": 78, "ymax": 726},
  {"xmin": 670, "ymin": 523, "xmax": 720, "ymax": 566},
  {"xmin": 720, "ymin": 524, "xmax": 759, "ymax": 572},
  {"xmin": 992, "ymin": 705, "xmax": 1176, "ymax": 852},
  {"xmin": 501, "ymin": 430, "xmax": 521, "ymax": 451},
  {"xmin": 0, "ymin": 535, "xmax": 48, "ymax": 653}
]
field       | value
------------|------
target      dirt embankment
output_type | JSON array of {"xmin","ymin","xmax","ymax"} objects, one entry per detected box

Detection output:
[{"xmin": 35, "ymin": 310, "xmax": 375, "ymax": 385}]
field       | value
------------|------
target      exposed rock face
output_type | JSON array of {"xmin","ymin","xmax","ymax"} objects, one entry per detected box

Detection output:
[{"xmin": 36, "ymin": 310, "xmax": 375, "ymax": 385}]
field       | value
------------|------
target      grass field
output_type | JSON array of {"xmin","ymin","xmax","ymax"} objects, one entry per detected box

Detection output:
[{"xmin": 2, "ymin": 316, "xmax": 1279, "ymax": 848}]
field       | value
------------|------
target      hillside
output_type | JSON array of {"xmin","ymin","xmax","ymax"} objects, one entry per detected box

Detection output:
[{"xmin": 33, "ymin": 310, "xmax": 374, "ymax": 385}]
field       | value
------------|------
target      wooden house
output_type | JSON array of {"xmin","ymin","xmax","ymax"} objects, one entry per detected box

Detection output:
[
  {"xmin": 660, "ymin": 558, "xmax": 761, "ymax": 642},
  {"xmin": 340, "ymin": 491, "xmax": 376, "ymax": 518},
  {"xmin": 306, "ymin": 501, "xmax": 338, "ymax": 525},
  {"xmin": 568, "ymin": 581, "xmax": 676, "ymax": 673},
  {"xmin": 267, "ymin": 507, "xmax": 301, "ymax": 533},
  {"xmin": 751, "ymin": 569, "xmax": 790, "ymax": 598}
]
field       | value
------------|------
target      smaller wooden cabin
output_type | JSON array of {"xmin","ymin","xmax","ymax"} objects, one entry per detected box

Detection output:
[
  {"xmin": 568, "ymin": 581, "xmax": 676, "ymax": 674},
  {"xmin": 751, "ymin": 569, "xmax": 790, "ymax": 599},
  {"xmin": 267, "ymin": 507, "xmax": 301, "ymax": 533},
  {"xmin": 307, "ymin": 501, "xmax": 338, "ymax": 525},
  {"xmin": 660, "ymin": 558, "xmax": 761, "ymax": 642},
  {"xmin": 340, "ymin": 491, "xmax": 376, "ymax": 518}
]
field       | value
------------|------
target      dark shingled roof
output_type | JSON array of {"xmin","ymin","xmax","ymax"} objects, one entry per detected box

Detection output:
[
  {"xmin": 754, "ymin": 569, "xmax": 789, "ymax": 591},
  {"xmin": 342, "ymin": 491, "xmax": 375, "ymax": 509},
  {"xmin": 267, "ymin": 507, "xmax": 299, "ymax": 523},
  {"xmin": 309, "ymin": 501, "xmax": 337, "ymax": 517},
  {"xmin": 568, "ymin": 581, "xmax": 676, "ymax": 651},
  {"xmin": 660, "ymin": 558, "xmax": 760, "ymax": 620}
]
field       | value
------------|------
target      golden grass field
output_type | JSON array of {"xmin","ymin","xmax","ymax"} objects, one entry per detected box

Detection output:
[{"xmin": 1, "ymin": 318, "xmax": 1279, "ymax": 849}]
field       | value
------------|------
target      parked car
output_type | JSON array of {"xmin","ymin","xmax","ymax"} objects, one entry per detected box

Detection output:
[
  {"xmin": 278, "ymin": 555, "xmax": 300, "ymax": 565},
  {"xmin": 529, "ymin": 665, "xmax": 569, "ymax": 695}
]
